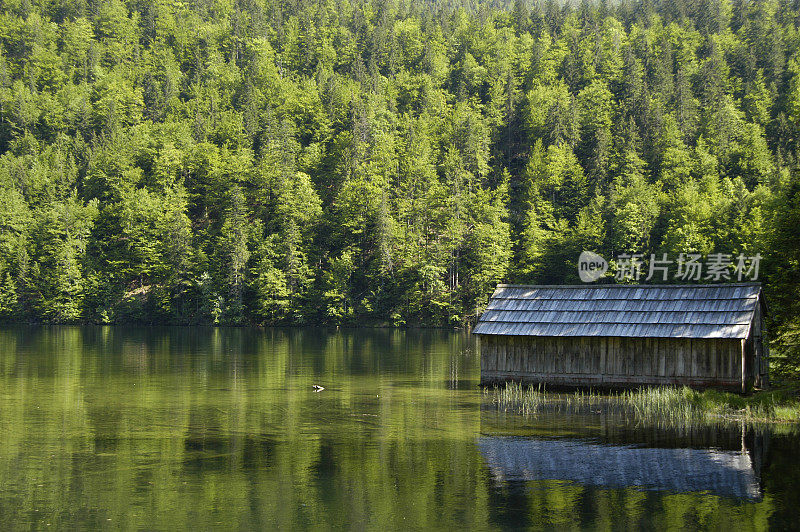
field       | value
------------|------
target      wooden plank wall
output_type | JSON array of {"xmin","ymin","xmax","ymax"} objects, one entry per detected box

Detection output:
[
  {"xmin": 480, "ymin": 335, "xmax": 743, "ymax": 389},
  {"xmin": 752, "ymin": 305, "xmax": 768, "ymax": 388}
]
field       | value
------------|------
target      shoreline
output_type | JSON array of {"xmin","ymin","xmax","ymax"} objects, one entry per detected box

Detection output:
[
  {"xmin": 0, "ymin": 321, "xmax": 473, "ymax": 330},
  {"xmin": 486, "ymin": 382, "xmax": 800, "ymax": 425}
]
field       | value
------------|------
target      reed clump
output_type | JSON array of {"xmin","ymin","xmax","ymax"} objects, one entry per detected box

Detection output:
[
  {"xmin": 490, "ymin": 381, "xmax": 548, "ymax": 415},
  {"xmin": 487, "ymin": 382, "xmax": 800, "ymax": 424}
]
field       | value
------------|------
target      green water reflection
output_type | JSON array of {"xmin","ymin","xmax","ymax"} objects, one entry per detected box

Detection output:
[{"xmin": 0, "ymin": 326, "xmax": 797, "ymax": 530}]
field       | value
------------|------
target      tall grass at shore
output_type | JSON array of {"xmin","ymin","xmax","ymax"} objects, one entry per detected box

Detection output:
[{"xmin": 487, "ymin": 382, "xmax": 800, "ymax": 424}]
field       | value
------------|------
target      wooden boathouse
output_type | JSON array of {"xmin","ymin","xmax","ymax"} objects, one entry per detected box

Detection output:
[{"xmin": 474, "ymin": 283, "xmax": 767, "ymax": 391}]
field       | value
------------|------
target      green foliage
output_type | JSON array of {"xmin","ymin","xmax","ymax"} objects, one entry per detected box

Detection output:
[
  {"xmin": 0, "ymin": 0, "xmax": 797, "ymax": 340},
  {"xmin": 26, "ymin": 194, "xmax": 98, "ymax": 321}
]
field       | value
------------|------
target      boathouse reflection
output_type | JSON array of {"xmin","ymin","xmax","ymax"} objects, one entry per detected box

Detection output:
[{"xmin": 479, "ymin": 418, "xmax": 768, "ymax": 500}]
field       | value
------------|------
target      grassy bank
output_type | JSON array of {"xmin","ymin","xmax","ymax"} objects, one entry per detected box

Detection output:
[{"xmin": 487, "ymin": 382, "xmax": 800, "ymax": 425}]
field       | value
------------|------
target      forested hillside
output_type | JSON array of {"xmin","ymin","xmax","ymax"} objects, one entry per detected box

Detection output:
[{"xmin": 0, "ymin": 0, "xmax": 798, "ymax": 343}]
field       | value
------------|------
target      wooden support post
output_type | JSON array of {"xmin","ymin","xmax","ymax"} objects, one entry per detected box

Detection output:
[
  {"xmin": 741, "ymin": 339, "xmax": 746, "ymax": 394},
  {"xmin": 762, "ymin": 337, "xmax": 770, "ymax": 388}
]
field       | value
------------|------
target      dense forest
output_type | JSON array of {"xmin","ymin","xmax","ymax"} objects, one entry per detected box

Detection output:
[{"xmin": 0, "ymin": 0, "xmax": 798, "ymax": 362}]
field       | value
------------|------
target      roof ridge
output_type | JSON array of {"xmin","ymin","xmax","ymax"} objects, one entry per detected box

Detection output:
[
  {"xmin": 479, "ymin": 320, "xmax": 753, "ymax": 325},
  {"xmin": 496, "ymin": 283, "xmax": 762, "ymax": 288}
]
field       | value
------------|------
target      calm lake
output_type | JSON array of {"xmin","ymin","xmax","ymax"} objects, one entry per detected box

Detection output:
[{"xmin": 0, "ymin": 326, "xmax": 798, "ymax": 529}]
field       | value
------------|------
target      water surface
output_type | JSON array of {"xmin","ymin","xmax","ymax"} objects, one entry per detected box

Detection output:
[{"xmin": 0, "ymin": 326, "xmax": 797, "ymax": 529}]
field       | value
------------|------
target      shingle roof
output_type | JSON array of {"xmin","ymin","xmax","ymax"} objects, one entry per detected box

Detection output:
[{"xmin": 473, "ymin": 284, "xmax": 762, "ymax": 339}]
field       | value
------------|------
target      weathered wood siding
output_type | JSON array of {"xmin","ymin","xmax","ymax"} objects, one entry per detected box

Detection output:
[
  {"xmin": 480, "ymin": 335, "xmax": 744, "ymax": 389},
  {"xmin": 752, "ymin": 304, "xmax": 768, "ymax": 388}
]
